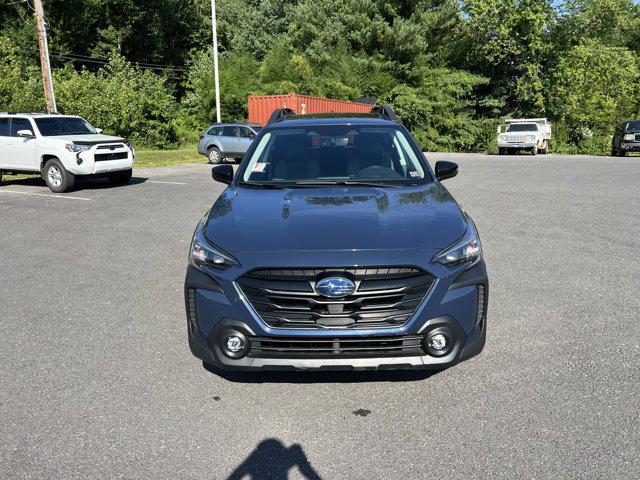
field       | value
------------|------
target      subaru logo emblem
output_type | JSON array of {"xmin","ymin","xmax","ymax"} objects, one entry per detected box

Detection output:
[{"xmin": 315, "ymin": 277, "xmax": 356, "ymax": 298}]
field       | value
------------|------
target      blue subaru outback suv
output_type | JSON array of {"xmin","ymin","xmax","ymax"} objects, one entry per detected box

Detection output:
[{"xmin": 185, "ymin": 106, "xmax": 488, "ymax": 372}]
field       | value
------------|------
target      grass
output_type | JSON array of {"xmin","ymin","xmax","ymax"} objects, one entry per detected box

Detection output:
[{"xmin": 134, "ymin": 144, "xmax": 205, "ymax": 168}]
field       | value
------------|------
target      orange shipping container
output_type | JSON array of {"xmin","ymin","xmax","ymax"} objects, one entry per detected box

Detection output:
[{"xmin": 248, "ymin": 94, "xmax": 373, "ymax": 125}]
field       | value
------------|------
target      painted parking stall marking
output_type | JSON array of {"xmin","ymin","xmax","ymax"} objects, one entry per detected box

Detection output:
[{"xmin": 0, "ymin": 188, "xmax": 92, "ymax": 201}]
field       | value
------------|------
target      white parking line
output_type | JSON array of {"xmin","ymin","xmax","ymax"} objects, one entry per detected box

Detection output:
[
  {"xmin": 146, "ymin": 180, "xmax": 187, "ymax": 185},
  {"xmin": 0, "ymin": 189, "xmax": 92, "ymax": 201}
]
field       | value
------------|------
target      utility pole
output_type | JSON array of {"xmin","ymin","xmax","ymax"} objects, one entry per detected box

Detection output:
[
  {"xmin": 33, "ymin": 0, "xmax": 57, "ymax": 113},
  {"xmin": 210, "ymin": 0, "xmax": 221, "ymax": 123}
]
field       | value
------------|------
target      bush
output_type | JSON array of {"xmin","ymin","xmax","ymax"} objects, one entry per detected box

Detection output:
[
  {"xmin": 384, "ymin": 69, "xmax": 490, "ymax": 152},
  {"xmin": 54, "ymin": 57, "xmax": 179, "ymax": 148},
  {"xmin": 0, "ymin": 36, "xmax": 44, "ymax": 112},
  {"xmin": 0, "ymin": 44, "xmax": 179, "ymax": 149},
  {"xmin": 549, "ymin": 40, "xmax": 640, "ymax": 154}
]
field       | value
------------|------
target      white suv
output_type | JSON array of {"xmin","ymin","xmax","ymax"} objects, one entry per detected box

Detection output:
[{"xmin": 0, "ymin": 113, "xmax": 135, "ymax": 192}]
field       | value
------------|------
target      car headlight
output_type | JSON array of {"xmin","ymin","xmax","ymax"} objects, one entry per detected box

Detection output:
[
  {"xmin": 125, "ymin": 141, "xmax": 134, "ymax": 150},
  {"xmin": 189, "ymin": 219, "xmax": 239, "ymax": 270},
  {"xmin": 623, "ymin": 133, "xmax": 634, "ymax": 141},
  {"xmin": 433, "ymin": 217, "xmax": 482, "ymax": 267},
  {"xmin": 499, "ymin": 134, "xmax": 506, "ymax": 142},
  {"xmin": 65, "ymin": 143, "xmax": 91, "ymax": 153}
]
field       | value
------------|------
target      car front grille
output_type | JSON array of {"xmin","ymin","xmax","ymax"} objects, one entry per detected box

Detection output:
[
  {"xmin": 97, "ymin": 144, "xmax": 125, "ymax": 150},
  {"xmin": 249, "ymin": 335, "xmax": 424, "ymax": 358},
  {"xmin": 635, "ymin": 133, "xmax": 640, "ymax": 142},
  {"xmin": 237, "ymin": 267, "xmax": 435, "ymax": 329},
  {"xmin": 506, "ymin": 135, "xmax": 530, "ymax": 143},
  {"xmin": 95, "ymin": 151, "xmax": 128, "ymax": 161}
]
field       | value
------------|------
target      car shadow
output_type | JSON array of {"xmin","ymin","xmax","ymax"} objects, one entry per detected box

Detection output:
[
  {"xmin": 226, "ymin": 438, "xmax": 322, "ymax": 480},
  {"xmin": 203, "ymin": 362, "xmax": 441, "ymax": 384},
  {"xmin": 0, "ymin": 175, "xmax": 148, "ymax": 190}
]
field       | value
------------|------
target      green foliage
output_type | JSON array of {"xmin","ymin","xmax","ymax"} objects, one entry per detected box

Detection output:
[
  {"xmin": 53, "ymin": 57, "xmax": 179, "ymax": 148},
  {"xmin": 180, "ymin": 49, "xmax": 259, "ymax": 134},
  {"xmin": 1, "ymin": 0, "xmax": 640, "ymax": 154},
  {"xmin": 384, "ymin": 69, "xmax": 489, "ymax": 151},
  {"xmin": 0, "ymin": 44, "xmax": 178, "ymax": 148},
  {"xmin": 0, "ymin": 37, "xmax": 45, "ymax": 112},
  {"xmin": 548, "ymin": 40, "xmax": 640, "ymax": 150}
]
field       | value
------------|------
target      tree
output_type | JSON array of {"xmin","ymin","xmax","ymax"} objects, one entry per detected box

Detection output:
[{"xmin": 549, "ymin": 40, "xmax": 640, "ymax": 150}]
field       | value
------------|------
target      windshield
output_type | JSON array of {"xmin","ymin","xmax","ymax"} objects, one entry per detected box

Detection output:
[
  {"xmin": 240, "ymin": 125, "xmax": 428, "ymax": 186},
  {"xmin": 506, "ymin": 123, "xmax": 538, "ymax": 132},
  {"xmin": 34, "ymin": 117, "xmax": 97, "ymax": 136},
  {"xmin": 626, "ymin": 121, "xmax": 640, "ymax": 132}
]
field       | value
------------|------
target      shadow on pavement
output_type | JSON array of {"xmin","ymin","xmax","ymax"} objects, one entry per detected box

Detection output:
[
  {"xmin": 203, "ymin": 362, "xmax": 440, "ymax": 383},
  {"xmin": 0, "ymin": 175, "xmax": 148, "ymax": 190},
  {"xmin": 226, "ymin": 438, "xmax": 322, "ymax": 480}
]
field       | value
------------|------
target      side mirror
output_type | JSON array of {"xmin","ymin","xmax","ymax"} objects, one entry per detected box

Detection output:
[
  {"xmin": 95, "ymin": 128, "xmax": 103, "ymax": 134},
  {"xmin": 497, "ymin": 125, "xmax": 502, "ymax": 133},
  {"xmin": 615, "ymin": 126, "xmax": 622, "ymax": 133},
  {"xmin": 17, "ymin": 129, "xmax": 35, "ymax": 139},
  {"xmin": 435, "ymin": 161, "xmax": 458, "ymax": 181},
  {"xmin": 211, "ymin": 164, "xmax": 234, "ymax": 185}
]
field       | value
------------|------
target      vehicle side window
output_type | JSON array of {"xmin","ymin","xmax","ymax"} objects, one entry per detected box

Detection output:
[
  {"xmin": 10, "ymin": 118, "xmax": 32, "ymax": 137},
  {"xmin": 222, "ymin": 126, "xmax": 236, "ymax": 137},
  {"xmin": 238, "ymin": 127, "xmax": 255, "ymax": 139},
  {"xmin": 208, "ymin": 126, "xmax": 223, "ymax": 136},
  {"xmin": 0, "ymin": 118, "xmax": 9, "ymax": 136}
]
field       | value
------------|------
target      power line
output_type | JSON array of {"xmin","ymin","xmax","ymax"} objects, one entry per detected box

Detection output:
[
  {"xmin": 48, "ymin": 51, "xmax": 189, "ymax": 71},
  {"xmin": 46, "ymin": 52, "xmax": 189, "ymax": 80},
  {"xmin": 52, "ymin": 54, "xmax": 189, "ymax": 77}
]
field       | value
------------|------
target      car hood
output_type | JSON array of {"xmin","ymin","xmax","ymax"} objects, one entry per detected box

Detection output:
[
  {"xmin": 204, "ymin": 184, "xmax": 467, "ymax": 253},
  {"xmin": 46, "ymin": 134, "xmax": 125, "ymax": 144}
]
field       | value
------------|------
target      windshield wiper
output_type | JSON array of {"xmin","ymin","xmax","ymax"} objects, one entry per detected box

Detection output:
[
  {"xmin": 292, "ymin": 181, "xmax": 403, "ymax": 188},
  {"xmin": 239, "ymin": 181, "xmax": 288, "ymax": 189}
]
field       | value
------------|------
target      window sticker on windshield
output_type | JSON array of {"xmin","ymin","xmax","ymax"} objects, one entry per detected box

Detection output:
[
  {"xmin": 409, "ymin": 171, "xmax": 422, "ymax": 178},
  {"xmin": 252, "ymin": 162, "xmax": 267, "ymax": 173}
]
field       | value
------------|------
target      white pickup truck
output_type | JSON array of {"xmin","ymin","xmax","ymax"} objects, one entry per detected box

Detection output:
[
  {"xmin": 497, "ymin": 118, "xmax": 551, "ymax": 155},
  {"xmin": 0, "ymin": 113, "xmax": 134, "ymax": 192}
]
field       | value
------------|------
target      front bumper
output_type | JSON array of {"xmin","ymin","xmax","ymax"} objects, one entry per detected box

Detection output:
[
  {"xmin": 498, "ymin": 142, "xmax": 536, "ymax": 149},
  {"xmin": 65, "ymin": 144, "xmax": 135, "ymax": 175},
  {"xmin": 184, "ymin": 254, "xmax": 488, "ymax": 372},
  {"xmin": 621, "ymin": 141, "xmax": 640, "ymax": 152}
]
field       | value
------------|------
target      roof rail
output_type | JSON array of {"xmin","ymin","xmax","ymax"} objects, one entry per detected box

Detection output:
[
  {"xmin": 266, "ymin": 108, "xmax": 296, "ymax": 126},
  {"xmin": 370, "ymin": 105, "xmax": 398, "ymax": 122},
  {"xmin": 0, "ymin": 112, "xmax": 59, "ymax": 115}
]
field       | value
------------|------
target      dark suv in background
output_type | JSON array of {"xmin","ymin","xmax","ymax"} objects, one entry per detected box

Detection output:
[
  {"xmin": 611, "ymin": 120, "xmax": 640, "ymax": 156},
  {"xmin": 185, "ymin": 107, "xmax": 488, "ymax": 372}
]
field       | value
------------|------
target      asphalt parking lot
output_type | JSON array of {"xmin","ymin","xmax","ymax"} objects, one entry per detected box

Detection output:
[{"xmin": 1, "ymin": 153, "xmax": 639, "ymax": 479}]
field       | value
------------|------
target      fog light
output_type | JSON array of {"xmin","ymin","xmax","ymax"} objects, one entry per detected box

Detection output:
[
  {"xmin": 219, "ymin": 330, "xmax": 249, "ymax": 359},
  {"xmin": 226, "ymin": 335, "xmax": 244, "ymax": 353},
  {"xmin": 76, "ymin": 158, "xmax": 83, "ymax": 165},
  {"xmin": 429, "ymin": 333, "xmax": 447, "ymax": 351},
  {"xmin": 423, "ymin": 329, "xmax": 453, "ymax": 357}
]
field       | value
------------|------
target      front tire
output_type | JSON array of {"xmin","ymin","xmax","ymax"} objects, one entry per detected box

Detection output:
[
  {"xmin": 208, "ymin": 147, "xmax": 222, "ymax": 164},
  {"xmin": 531, "ymin": 146, "xmax": 538, "ymax": 156},
  {"xmin": 42, "ymin": 158, "xmax": 75, "ymax": 193},
  {"xmin": 108, "ymin": 169, "xmax": 133, "ymax": 185}
]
